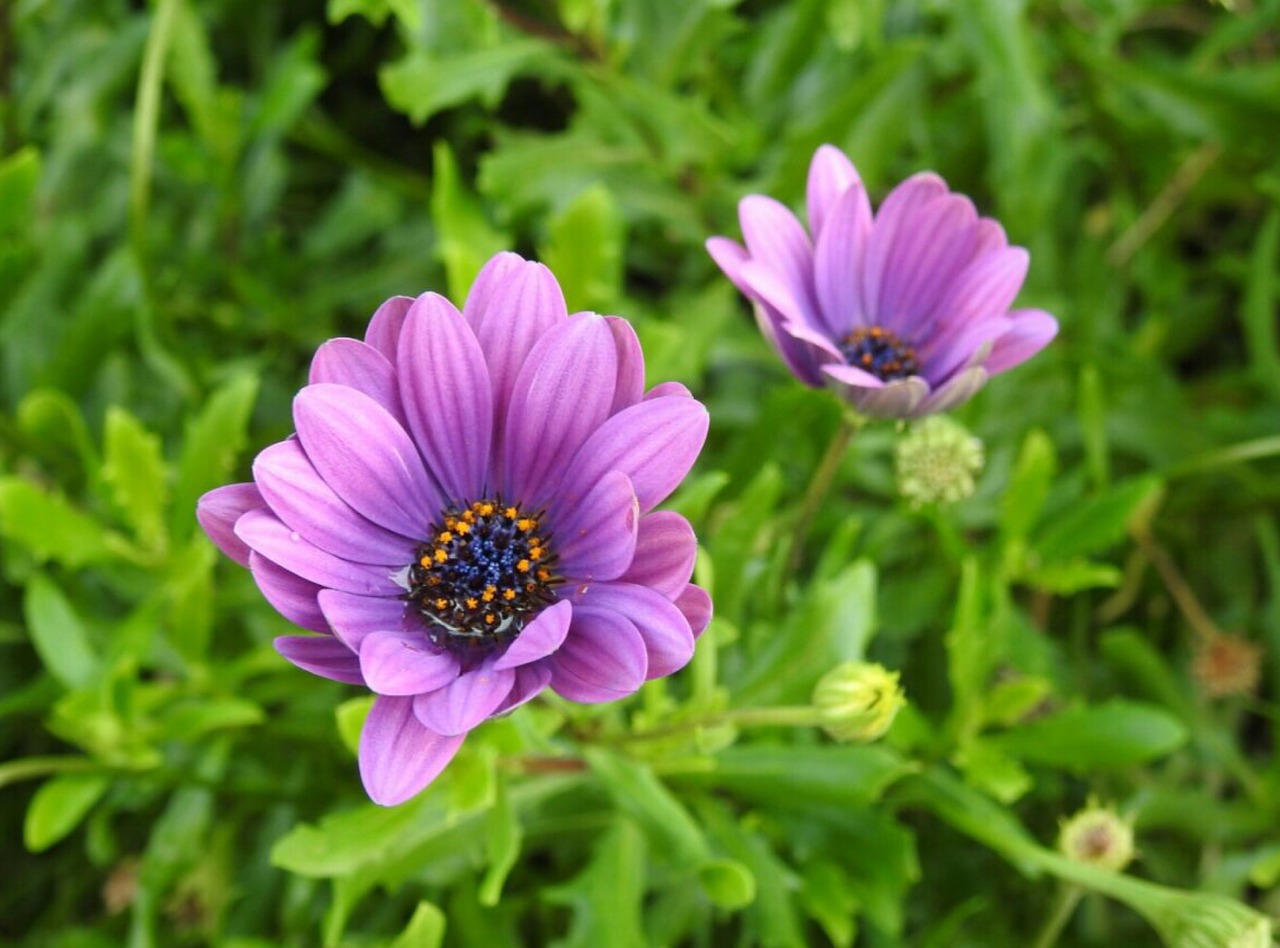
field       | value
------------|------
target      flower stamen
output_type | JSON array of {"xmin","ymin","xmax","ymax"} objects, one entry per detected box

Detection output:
[{"xmin": 837, "ymin": 326, "xmax": 920, "ymax": 382}]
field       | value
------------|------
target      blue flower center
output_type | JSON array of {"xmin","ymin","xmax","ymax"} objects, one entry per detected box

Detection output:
[
  {"xmin": 837, "ymin": 327, "xmax": 920, "ymax": 382},
  {"xmin": 407, "ymin": 500, "xmax": 560, "ymax": 653}
]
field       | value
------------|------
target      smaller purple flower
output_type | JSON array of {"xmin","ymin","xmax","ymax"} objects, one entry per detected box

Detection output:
[
  {"xmin": 197, "ymin": 253, "xmax": 711, "ymax": 805},
  {"xmin": 707, "ymin": 145, "xmax": 1058, "ymax": 418}
]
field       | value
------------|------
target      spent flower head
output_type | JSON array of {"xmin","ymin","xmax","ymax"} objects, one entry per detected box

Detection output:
[
  {"xmin": 1057, "ymin": 803, "xmax": 1135, "ymax": 872},
  {"xmin": 895, "ymin": 415, "xmax": 984, "ymax": 507},
  {"xmin": 198, "ymin": 252, "xmax": 711, "ymax": 805},
  {"xmin": 812, "ymin": 661, "xmax": 905, "ymax": 743},
  {"xmin": 707, "ymin": 144, "xmax": 1058, "ymax": 418}
]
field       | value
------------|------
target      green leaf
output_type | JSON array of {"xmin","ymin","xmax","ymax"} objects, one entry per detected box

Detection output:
[
  {"xmin": 102, "ymin": 406, "xmax": 170, "ymax": 551},
  {"xmin": 430, "ymin": 141, "xmax": 510, "ymax": 305},
  {"xmin": 23, "ymin": 773, "xmax": 111, "ymax": 852},
  {"xmin": 798, "ymin": 861, "xmax": 858, "ymax": 948},
  {"xmin": 171, "ymin": 372, "xmax": 258, "ymax": 543},
  {"xmin": 952, "ymin": 737, "xmax": 1033, "ymax": 804},
  {"xmin": 1241, "ymin": 206, "xmax": 1280, "ymax": 395},
  {"xmin": 379, "ymin": 41, "xmax": 551, "ymax": 126},
  {"xmin": 24, "ymin": 573, "xmax": 101, "ymax": 689},
  {"xmin": 676, "ymin": 745, "xmax": 909, "ymax": 810},
  {"xmin": 155, "ymin": 697, "xmax": 265, "ymax": 742},
  {"xmin": 541, "ymin": 183, "xmax": 625, "ymax": 312},
  {"xmin": 994, "ymin": 700, "xmax": 1188, "ymax": 770},
  {"xmin": 335, "ymin": 695, "xmax": 374, "ymax": 756},
  {"xmin": 272, "ymin": 795, "xmax": 441, "ymax": 878},
  {"xmin": 584, "ymin": 747, "xmax": 709, "ymax": 866},
  {"xmin": 698, "ymin": 857, "xmax": 756, "ymax": 911},
  {"xmin": 1032, "ymin": 476, "xmax": 1163, "ymax": 563},
  {"xmin": 328, "ymin": 0, "xmax": 392, "ymax": 26},
  {"xmin": 16, "ymin": 388, "xmax": 100, "ymax": 479},
  {"xmin": 1021, "ymin": 559, "xmax": 1123, "ymax": 594},
  {"xmin": 0, "ymin": 477, "xmax": 119, "ymax": 568},
  {"xmin": 0, "ymin": 146, "xmax": 40, "ymax": 235},
  {"xmin": 1000, "ymin": 428, "xmax": 1056, "ymax": 546},
  {"xmin": 478, "ymin": 779, "xmax": 520, "ymax": 907},
  {"xmin": 389, "ymin": 901, "xmax": 447, "ymax": 948},
  {"xmin": 545, "ymin": 820, "xmax": 647, "ymax": 948}
]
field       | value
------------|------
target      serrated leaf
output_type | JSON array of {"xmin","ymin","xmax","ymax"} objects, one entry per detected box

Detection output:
[
  {"xmin": 545, "ymin": 820, "xmax": 647, "ymax": 948},
  {"xmin": 994, "ymin": 700, "xmax": 1188, "ymax": 770},
  {"xmin": 953, "ymin": 737, "xmax": 1033, "ymax": 804},
  {"xmin": 171, "ymin": 373, "xmax": 258, "ymax": 543},
  {"xmin": 379, "ymin": 41, "xmax": 551, "ymax": 125},
  {"xmin": 584, "ymin": 747, "xmax": 709, "ymax": 866},
  {"xmin": 24, "ymin": 573, "xmax": 101, "ymax": 689},
  {"xmin": 24, "ymin": 773, "xmax": 111, "ymax": 852},
  {"xmin": 102, "ymin": 406, "xmax": 169, "ymax": 551},
  {"xmin": 0, "ymin": 477, "xmax": 119, "ymax": 568}
]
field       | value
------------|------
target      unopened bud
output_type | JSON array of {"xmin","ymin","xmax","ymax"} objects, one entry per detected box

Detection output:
[
  {"xmin": 812, "ymin": 661, "xmax": 905, "ymax": 743},
  {"xmin": 1058, "ymin": 804, "xmax": 1135, "ymax": 872},
  {"xmin": 1147, "ymin": 891, "xmax": 1272, "ymax": 948},
  {"xmin": 894, "ymin": 415, "xmax": 984, "ymax": 507}
]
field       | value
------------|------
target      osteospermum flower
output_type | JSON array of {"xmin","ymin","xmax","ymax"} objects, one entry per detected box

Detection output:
[
  {"xmin": 197, "ymin": 253, "xmax": 711, "ymax": 805},
  {"xmin": 707, "ymin": 144, "xmax": 1058, "ymax": 418}
]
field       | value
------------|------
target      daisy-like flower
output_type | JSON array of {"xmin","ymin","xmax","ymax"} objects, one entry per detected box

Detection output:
[
  {"xmin": 707, "ymin": 144, "xmax": 1058, "ymax": 418},
  {"xmin": 197, "ymin": 253, "xmax": 711, "ymax": 805}
]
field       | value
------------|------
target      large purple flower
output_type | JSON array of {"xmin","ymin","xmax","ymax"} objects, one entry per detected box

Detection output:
[
  {"xmin": 707, "ymin": 144, "xmax": 1058, "ymax": 418},
  {"xmin": 197, "ymin": 253, "xmax": 711, "ymax": 805}
]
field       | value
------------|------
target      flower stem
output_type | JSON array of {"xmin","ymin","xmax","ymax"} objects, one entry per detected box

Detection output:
[
  {"xmin": 781, "ymin": 415, "xmax": 860, "ymax": 589},
  {"xmin": 1031, "ymin": 884, "xmax": 1084, "ymax": 948},
  {"xmin": 620, "ymin": 705, "xmax": 822, "ymax": 744}
]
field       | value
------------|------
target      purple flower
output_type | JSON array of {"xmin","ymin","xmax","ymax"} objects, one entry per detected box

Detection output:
[
  {"xmin": 707, "ymin": 145, "xmax": 1058, "ymax": 418},
  {"xmin": 197, "ymin": 253, "xmax": 711, "ymax": 805}
]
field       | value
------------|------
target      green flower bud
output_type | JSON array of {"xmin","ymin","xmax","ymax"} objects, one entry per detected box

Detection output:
[
  {"xmin": 894, "ymin": 415, "xmax": 984, "ymax": 508},
  {"xmin": 1058, "ymin": 804, "xmax": 1135, "ymax": 872},
  {"xmin": 1146, "ymin": 891, "xmax": 1272, "ymax": 948},
  {"xmin": 812, "ymin": 661, "xmax": 905, "ymax": 743}
]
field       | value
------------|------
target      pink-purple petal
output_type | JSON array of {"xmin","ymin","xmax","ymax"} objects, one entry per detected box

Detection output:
[
  {"xmin": 412, "ymin": 659, "xmax": 516, "ymax": 736},
  {"xmin": 397, "ymin": 293, "xmax": 494, "ymax": 502},
  {"xmin": 309, "ymin": 338, "xmax": 405, "ymax": 424},
  {"xmin": 806, "ymin": 143, "xmax": 861, "ymax": 240},
  {"xmin": 250, "ymin": 551, "xmax": 330, "ymax": 633},
  {"xmin": 493, "ymin": 599, "xmax": 572, "ymax": 672},
  {"xmin": 503, "ymin": 314, "xmax": 618, "ymax": 505},
  {"xmin": 549, "ymin": 606, "xmax": 648, "ymax": 702},
  {"xmin": 575, "ymin": 581, "xmax": 694, "ymax": 680},
  {"xmin": 984, "ymin": 309, "xmax": 1059, "ymax": 375},
  {"xmin": 553, "ymin": 469, "xmax": 639, "ymax": 583},
  {"xmin": 235, "ymin": 508, "xmax": 402, "ymax": 596},
  {"xmin": 862, "ymin": 173, "xmax": 949, "ymax": 323},
  {"xmin": 739, "ymin": 195, "xmax": 817, "ymax": 318},
  {"xmin": 293, "ymin": 383, "xmax": 439, "ymax": 538},
  {"xmin": 814, "ymin": 183, "xmax": 874, "ymax": 337},
  {"xmin": 876, "ymin": 194, "xmax": 980, "ymax": 337},
  {"xmin": 253, "ymin": 439, "xmax": 414, "ymax": 566},
  {"xmin": 275, "ymin": 635, "xmax": 364, "ymax": 685},
  {"xmin": 196, "ymin": 482, "xmax": 264, "ymax": 568},
  {"xmin": 363, "ymin": 295, "xmax": 413, "ymax": 363},
  {"xmin": 676, "ymin": 584, "xmax": 713, "ymax": 638},
  {"xmin": 606, "ymin": 316, "xmax": 646, "ymax": 413},
  {"xmin": 621, "ymin": 511, "xmax": 697, "ymax": 599},
  {"xmin": 359, "ymin": 630, "xmax": 460, "ymax": 697},
  {"xmin": 359, "ymin": 695, "xmax": 464, "ymax": 806},
  {"xmin": 319, "ymin": 589, "xmax": 416, "ymax": 654},
  {"xmin": 561, "ymin": 395, "xmax": 709, "ymax": 514},
  {"xmin": 493, "ymin": 662, "xmax": 552, "ymax": 715}
]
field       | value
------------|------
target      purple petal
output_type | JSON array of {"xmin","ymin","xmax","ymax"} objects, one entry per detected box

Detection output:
[
  {"xmin": 493, "ymin": 662, "xmax": 552, "ymax": 715},
  {"xmin": 413, "ymin": 659, "xmax": 516, "ymax": 736},
  {"xmin": 197, "ymin": 482, "xmax": 264, "ymax": 567},
  {"xmin": 706, "ymin": 236, "xmax": 751, "ymax": 293},
  {"xmin": 814, "ymin": 182, "xmax": 874, "ymax": 337},
  {"xmin": 822, "ymin": 363, "xmax": 888, "ymax": 389},
  {"xmin": 463, "ymin": 253, "xmax": 568, "ymax": 453},
  {"xmin": 621, "ymin": 512, "xmax": 697, "ymax": 599},
  {"xmin": 293, "ymin": 383, "xmax": 440, "ymax": 538},
  {"xmin": 984, "ymin": 308, "xmax": 1059, "ymax": 375},
  {"xmin": 235, "ymin": 509, "xmax": 402, "ymax": 596},
  {"xmin": 863, "ymin": 173, "xmax": 949, "ymax": 323},
  {"xmin": 494, "ymin": 599, "xmax": 572, "ymax": 671},
  {"xmin": 561, "ymin": 395, "xmax": 708, "ymax": 514},
  {"xmin": 275, "ymin": 634, "xmax": 364, "ymax": 685},
  {"xmin": 549, "ymin": 606, "xmax": 648, "ymax": 702},
  {"xmin": 924, "ymin": 316, "xmax": 1010, "ymax": 383},
  {"xmin": 397, "ymin": 293, "xmax": 493, "ymax": 502},
  {"xmin": 913, "ymin": 366, "xmax": 990, "ymax": 416},
  {"xmin": 739, "ymin": 261, "xmax": 842, "ymax": 358},
  {"xmin": 502, "ymin": 314, "xmax": 618, "ymax": 506},
  {"xmin": 606, "ymin": 316, "xmax": 646, "ymax": 413},
  {"xmin": 363, "ymin": 296, "xmax": 413, "ymax": 363},
  {"xmin": 309, "ymin": 338, "xmax": 405, "ymax": 425},
  {"xmin": 752, "ymin": 300, "xmax": 828, "ymax": 387},
  {"xmin": 359, "ymin": 630, "xmax": 460, "ymax": 696},
  {"xmin": 739, "ymin": 195, "xmax": 817, "ymax": 320},
  {"xmin": 921, "ymin": 247, "xmax": 1029, "ymax": 355},
  {"xmin": 806, "ymin": 144, "xmax": 861, "ymax": 239},
  {"xmin": 553, "ymin": 469, "xmax": 639, "ymax": 583},
  {"xmin": 574, "ymin": 581, "xmax": 694, "ymax": 680},
  {"xmin": 359, "ymin": 695, "xmax": 465, "ymax": 806},
  {"xmin": 646, "ymin": 381, "xmax": 691, "ymax": 400},
  {"xmin": 253, "ymin": 439, "xmax": 415, "ymax": 566},
  {"xmin": 877, "ymin": 193, "xmax": 980, "ymax": 338},
  {"xmin": 318, "ymin": 589, "xmax": 415, "ymax": 653},
  {"xmin": 250, "ymin": 551, "xmax": 330, "ymax": 632},
  {"xmin": 676, "ymin": 584, "xmax": 713, "ymax": 638},
  {"xmin": 844, "ymin": 377, "xmax": 931, "ymax": 419}
]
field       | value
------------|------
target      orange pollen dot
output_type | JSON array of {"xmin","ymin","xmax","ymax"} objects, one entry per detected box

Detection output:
[
  {"xmin": 419, "ymin": 555, "xmax": 432, "ymax": 568},
  {"xmin": 530, "ymin": 548, "xmax": 543, "ymax": 560},
  {"xmin": 437, "ymin": 531, "xmax": 453, "ymax": 543},
  {"xmin": 455, "ymin": 522, "xmax": 471, "ymax": 535},
  {"xmin": 503, "ymin": 588, "xmax": 517, "ymax": 601},
  {"xmin": 537, "ymin": 568, "xmax": 551, "ymax": 581},
  {"xmin": 504, "ymin": 507, "xmax": 518, "ymax": 519},
  {"xmin": 433, "ymin": 549, "xmax": 448, "ymax": 563},
  {"xmin": 477, "ymin": 503, "xmax": 494, "ymax": 516},
  {"xmin": 434, "ymin": 598, "xmax": 448, "ymax": 610},
  {"xmin": 517, "ymin": 519, "xmax": 536, "ymax": 532},
  {"xmin": 466, "ymin": 597, "xmax": 478, "ymax": 609},
  {"xmin": 484, "ymin": 614, "xmax": 496, "ymax": 624},
  {"xmin": 517, "ymin": 559, "xmax": 531, "ymax": 573}
]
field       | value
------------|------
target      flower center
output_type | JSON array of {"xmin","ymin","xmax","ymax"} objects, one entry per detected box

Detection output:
[
  {"xmin": 407, "ymin": 499, "xmax": 560, "ymax": 653},
  {"xmin": 837, "ymin": 327, "xmax": 919, "ymax": 382}
]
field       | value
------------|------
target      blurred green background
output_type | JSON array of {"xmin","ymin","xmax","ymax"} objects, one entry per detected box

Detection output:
[{"xmin": 2, "ymin": 0, "xmax": 1279, "ymax": 945}]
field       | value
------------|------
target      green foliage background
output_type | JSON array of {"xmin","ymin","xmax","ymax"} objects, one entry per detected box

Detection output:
[{"xmin": 2, "ymin": 0, "xmax": 1279, "ymax": 944}]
